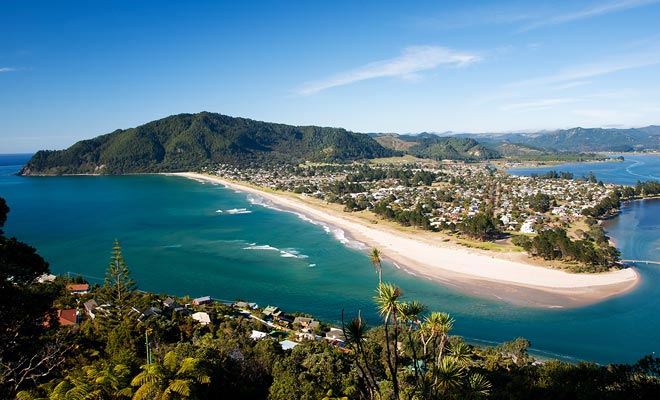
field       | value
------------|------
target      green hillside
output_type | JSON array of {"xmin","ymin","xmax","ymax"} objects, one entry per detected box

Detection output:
[
  {"xmin": 20, "ymin": 112, "xmax": 399, "ymax": 175},
  {"xmin": 406, "ymin": 137, "xmax": 500, "ymax": 161},
  {"xmin": 372, "ymin": 134, "xmax": 500, "ymax": 161}
]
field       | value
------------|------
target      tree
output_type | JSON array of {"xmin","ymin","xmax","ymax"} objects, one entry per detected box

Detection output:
[
  {"xmin": 498, "ymin": 337, "xmax": 532, "ymax": 367},
  {"xmin": 342, "ymin": 311, "xmax": 380, "ymax": 399},
  {"xmin": 398, "ymin": 300, "xmax": 426, "ymax": 385},
  {"xmin": 369, "ymin": 248, "xmax": 383, "ymax": 285},
  {"xmin": 97, "ymin": 240, "xmax": 140, "ymax": 332},
  {"xmin": 374, "ymin": 283, "xmax": 403, "ymax": 399},
  {"xmin": 425, "ymin": 312, "xmax": 454, "ymax": 368},
  {"xmin": 0, "ymin": 197, "xmax": 65, "ymax": 397},
  {"xmin": 269, "ymin": 342, "xmax": 353, "ymax": 400},
  {"xmin": 131, "ymin": 351, "xmax": 211, "ymax": 400},
  {"xmin": 460, "ymin": 213, "xmax": 501, "ymax": 241},
  {"xmin": 434, "ymin": 356, "xmax": 464, "ymax": 396},
  {"xmin": 529, "ymin": 192, "xmax": 551, "ymax": 213}
]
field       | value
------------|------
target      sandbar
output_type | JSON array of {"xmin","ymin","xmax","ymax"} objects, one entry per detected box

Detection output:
[{"xmin": 172, "ymin": 172, "xmax": 640, "ymax": 308}]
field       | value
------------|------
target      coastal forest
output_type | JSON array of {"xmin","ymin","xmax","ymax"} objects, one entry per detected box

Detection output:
[
  {"xmin": 2, "ymin": 197, "xmax": 660, "ymax": 399},
  {"xmin": 20, "ymin": 113, "xmax": 399, "ymax": 175}
]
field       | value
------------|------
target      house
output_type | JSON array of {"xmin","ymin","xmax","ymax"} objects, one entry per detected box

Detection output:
[
  {"xmin": 174, "ymin": 306, "xmax": 191, "ymax": 316},
  {"xmin": 293, "ymin": 316, "xmax": 313, "ymax": 326},
  {"xmin": 37, "ymin": 273, "xmax": 56, "ymax": 283},
  {"xmin": 279, "ymin": 340, "xmax": 299, "ymax": 350},
  {"xmin": 520, "ymin": 220, "xmax": 535, "ymax": 234},
  {"xmin": 138, "ymin": 307, "xmax": 162, "ymax": 322},
  {"xmin": 262, "ymin": 305, "xmax": 282, "ymax": 318},
  {"xmin": 192, "ymin": 311, "xmax": 211, "ymax": 325},
  {"xmin": 83, "ymin": 299, "xmax": 99, "ymax": 319},
  {"xmin": 296, "ymin": 331, "xmax": 321, "ymax": 342},
  {"xmin": 234, "ymin": 301, "xmax": 259, "ymax": 310},
  {"xmin": 293, "ymin": 316, "xmax": 320, "ymax": 331},
  {"xmin": 250, "ymin": 330, "xmax": 269, "ymax": 340},
  {"xmin": 161, "ymin": 298, "xmax": 191, "ymax": 315},
  {"xmin": 163, "ymin": 297, "xmax": 180, "ymax": 309},
  {"xmin": 192, "ymin": 296, "xmax": 212, "ymax": 306},
  {"xmin": 325, "ymin": 327, "xmax": 346, "ymax": 342},
  {"xmin": 67, "ymin": 283, "xmax": 90, "ymax": 295},
  {"xmin": 58, "ymin": 309, "xmax": 78, "ymax": 326}
]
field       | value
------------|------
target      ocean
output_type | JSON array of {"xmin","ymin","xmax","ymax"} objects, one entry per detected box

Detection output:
[{"xmin": 1, "ymin": 154, "xmax": 659, "ymax": 364}]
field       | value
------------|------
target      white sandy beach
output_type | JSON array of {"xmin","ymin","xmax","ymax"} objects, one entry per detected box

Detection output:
[{"xmin": 173, "ymin": 172, "xmax": 640, "ymax": 307}]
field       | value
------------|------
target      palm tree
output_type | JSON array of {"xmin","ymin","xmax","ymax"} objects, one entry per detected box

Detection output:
[
  {"xmin": 369, "ymin": 248, "xmax": 383, "ymax": 285},
  {"xmin": 420, "ymin": 312, "xmax": 454, "ymax": 367},
  {"xmin": 398, "ymin": 301, "xmax": 426, "ymax": 385},
  {"xmin": 374, "ymin": 283, "xmax": 402, "ymax": 399},
  {"xmin": 434, "ymin": 356, "xmax": 464, "ymax": 397},
  {"xmin": 342, "ymin": 311, "xmax": 380, "ymax": 400},
  {"xmin": 465, "ymin": 373, "xmax": 492, "ymax": 400},
  {"xmin": 131, "ymin": 351, "xmax": 210, "ymax": 400},
  {"xmin": 449, "ymin": 341, "xmax": 473, "ymax": 368}
]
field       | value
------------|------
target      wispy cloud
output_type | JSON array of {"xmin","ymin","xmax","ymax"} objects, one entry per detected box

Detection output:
[
  {"xmin": 520, "ymin": 0, "xmax": 660, "ymax": 31},
  {"xmin": 0, "ymin": 67, "xmax": 16, "ymax": 73},
  {"xmin": 296, "ymin": 46, "xmax": 480, "ymax": 96},
  {"xmin": 508, "ymin": 51, "xmax": 660, "ymax": 88},
  {"xmin": 501, "ymin": 98, "xmax": 580, "ymax": 111},
  {"xmin": 412, "ymin": 8, "xmax": 533, "ymax": 31},
  {"xmin": 551, "ymin": 80, "xmax": 592, "ymax": 91}
]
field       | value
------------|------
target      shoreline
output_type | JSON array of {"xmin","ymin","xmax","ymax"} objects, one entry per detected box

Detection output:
[{"xmin": 172, "ymin": 172, "xmax": 640, "ymax": 308}]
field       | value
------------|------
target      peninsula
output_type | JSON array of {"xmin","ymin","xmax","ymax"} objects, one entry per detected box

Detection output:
[
  {"xmin": 19, "ymin": 112, "xmax": 650, "ymax": 307},
  {"xmin": 174, "ymin": 172, "xmax": 639, "ymax": 308}
]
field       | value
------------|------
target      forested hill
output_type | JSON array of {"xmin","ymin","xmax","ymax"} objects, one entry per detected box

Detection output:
[
  {"xmin": 372, "ymin": 134, "xmax": 500, "ymax": 161},
  {"xmin": 20, "ymin": 112, "xmax": 399, "ymax": 175}
]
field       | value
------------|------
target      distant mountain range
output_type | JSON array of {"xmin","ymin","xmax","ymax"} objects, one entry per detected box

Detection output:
[
  {"xmin": 20, "ymin": 113, "xmax": 660, "ymax": 175},
  {"xmin": 457, "ymin": 126, "xmax": 660, "ymax": 153},
  {"xmin": 370, "ymin": 125, "xmax": 660, "ymax": 156}
]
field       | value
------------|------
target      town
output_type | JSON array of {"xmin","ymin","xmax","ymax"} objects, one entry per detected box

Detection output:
[{"xmin": 204, "ymin": 158, "xmax": 644, "ymax": 272}]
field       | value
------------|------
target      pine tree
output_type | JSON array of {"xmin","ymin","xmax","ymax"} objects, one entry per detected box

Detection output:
[{"xmin": 98, "ymin": 240, "xmax": 139, "ymax": 329}]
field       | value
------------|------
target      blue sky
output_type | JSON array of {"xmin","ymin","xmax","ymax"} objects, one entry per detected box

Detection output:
[{"xmin": 2, "ymin": 0, "xmax": 660, "ymax": 152}]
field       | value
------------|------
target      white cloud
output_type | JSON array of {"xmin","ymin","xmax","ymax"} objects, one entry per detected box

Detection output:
[
  {"xmin": 520, "ymin": 0, "xmax": 660, "ymax": 31},
  {"xmin": 296, "ymin": 46, "xmax": 480, "ymax": 96},
  {"xmin": 501, "ymin": 98, "xmax": 580, "ymax": 111},
  {"xmin": 0, "ymin": 67, "xmax": 16, "ymax": 73}
]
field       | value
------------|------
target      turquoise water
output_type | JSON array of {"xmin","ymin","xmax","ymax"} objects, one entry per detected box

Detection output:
[{"xmin": 1, "ymin": 154, "xmax": 659, "ymax": 364}]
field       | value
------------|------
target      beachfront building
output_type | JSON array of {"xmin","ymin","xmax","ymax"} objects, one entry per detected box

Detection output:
[
  {"xmin": 66, "ymin": 283, "xmax": 90, "ymax": 295},
  {"xmin": 192, "ymin": 296, "xmax": 212, "ymax": 306}
]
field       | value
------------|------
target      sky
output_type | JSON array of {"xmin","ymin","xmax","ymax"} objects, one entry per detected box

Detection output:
[{"xmin": 2, "ymin": 0, "xmax": 660, "ymax": 152}]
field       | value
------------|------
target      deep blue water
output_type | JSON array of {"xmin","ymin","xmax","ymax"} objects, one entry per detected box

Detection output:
[
  {"xmin": 1, "ymin": 153, "xmax": 659, "ymax": 364},
  {"xmin": 508, "ymin": 154, "xmax": 660, "ymax": 185}
]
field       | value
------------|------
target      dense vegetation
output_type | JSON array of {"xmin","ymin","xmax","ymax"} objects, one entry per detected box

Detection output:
[
  {"xmin": 20, "ymin": 112, "xmax": 399, "ymax": 175},
  {"xmin": 2, "ymin": 197, "xmax": 660, "ymax": 399},
  {"xmin": 513, "ymin": 227, "xmax": 621, "ymax": 272}
]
